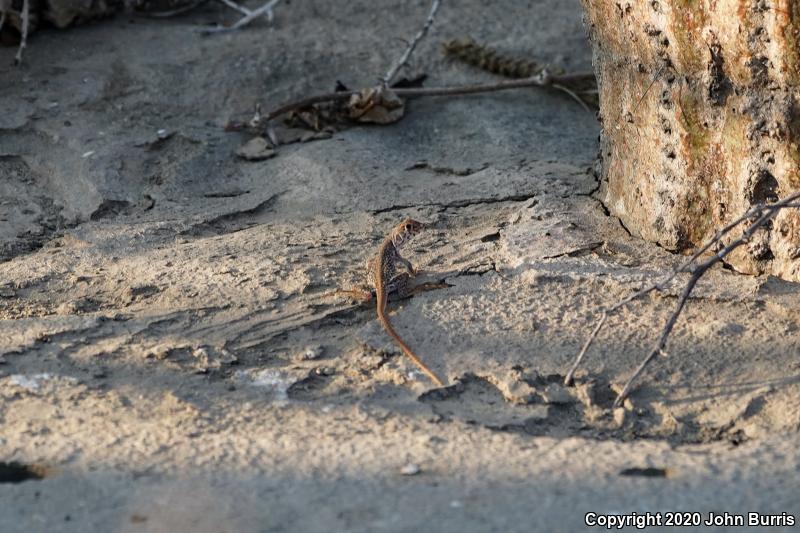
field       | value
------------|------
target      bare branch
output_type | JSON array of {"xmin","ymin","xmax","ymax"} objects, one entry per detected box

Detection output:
[
  {"xmin": 565, "ymin": 190, "xmax": 800, "ymax": 389},
  {"xmin": 217, "ymin": 0, "xmax": 250, "ymax": 16},
  {"xmin": 551, "ymin": 81, "xmax": 592, "ymax": 113},
  {"xmin": 203, "ymin": 0, "xmax": 281, "ymax": 34},
  {"xmin": 564, "ymin": 312, "xmax": 606, "ymax": 386},
  {"xmin": 13, "ymin": 0, "xmax": 29, "ymax": 65},
  {"xmin": 144, "ymin": 0, "xmax": 210, "ymax": 18},
  {"xmin": 612, "ymin": 201, "xmax": 796, "ymax": 407},
  {"xmin": 263, "ymin": 71, "xmax": 594, "ymax": 122},
  {"xmin": 382, "ymin": 0, "xmax": 442, "ymax": 86}
]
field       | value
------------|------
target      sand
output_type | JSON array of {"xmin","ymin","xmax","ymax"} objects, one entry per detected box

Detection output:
[{"xmin": 1, "ymin": 1, "xmax": 799, "ymax": 531}]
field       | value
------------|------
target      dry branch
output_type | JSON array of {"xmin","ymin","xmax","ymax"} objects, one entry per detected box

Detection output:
[
  {"xmin": 382, "ymin": 0, "xmax": 441, "ymax": 86},
  {"xmin": 565, "ymin": 191, "xmax": 800, "ymax": 408},
  {"xmin": 263, "ymin": 71, "xmax": 594, "ymax": 122},
  {"xmin": 13, "ymin": 0, "xmax": 29, "ymax": 65},
  {"xmin": 202, "ymin": 0, "xmax": 281, "ymax": 33},
  {"xmin": 217, "ymin": 0, "xmax": 249, "ymax": 15},
  {"xmin": 144, "ymin": 0, "xmax": 210, "ymax": 18}
]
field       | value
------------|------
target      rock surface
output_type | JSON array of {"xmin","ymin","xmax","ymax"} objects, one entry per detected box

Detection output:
[{"xmin": 0, "ymin": 1, "xmax": 798, "ymax": 531}]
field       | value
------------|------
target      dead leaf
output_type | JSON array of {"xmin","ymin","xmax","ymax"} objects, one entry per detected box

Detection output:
[{"xmin": 347, "ymin": 86, "xmax": 405, "ymax": 124}]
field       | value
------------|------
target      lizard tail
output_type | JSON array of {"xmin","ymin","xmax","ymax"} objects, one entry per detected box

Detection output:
[{"xmin": 377, "ymin": 306, "xmax": 445, "ymax": 387}]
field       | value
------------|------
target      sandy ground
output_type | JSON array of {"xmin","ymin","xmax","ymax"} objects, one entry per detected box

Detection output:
[{"xmin": 1, "ymin": 1, "xmax": 799, "ymax": 531}]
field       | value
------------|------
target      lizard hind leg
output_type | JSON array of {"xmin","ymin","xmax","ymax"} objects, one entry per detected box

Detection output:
[
  {"xmin": 386, "ymin": 272, "xmax": 414, "ymax": 298},
  {"xmin": 388, "ymin": 273, "xmax": 450, "ymax": 299},
  {"xmin": 405, "ymin": 281, "xmax": 452, "ymax": 296}
]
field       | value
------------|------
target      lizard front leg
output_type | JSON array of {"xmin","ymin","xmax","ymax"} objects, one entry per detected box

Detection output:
[
  {"xmin": 388, "ymin": 271, "xmax": 451, "ymax": 299},
  {"xmin": 396, "ymin": 256, "xmax": 417, "ymax": 276}
]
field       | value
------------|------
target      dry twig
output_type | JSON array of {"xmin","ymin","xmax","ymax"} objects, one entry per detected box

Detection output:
[
  {"xmin": 203, "ymin": 0, "xmax": 281, "ymax": 33},
  {"xmin": 382, "ymin": 0, "xmax": 442, "ymax": 86},
  {"xmin": 564, "ymin": 191, "xmax": 800, "ymax": 408},
  {"xmin": 217, "ymin": 0, "xmax": 249, "ymax": 15},
  {"xmin": 442, "ymin": 37, "xmax": 597, "ymax": 111},
  {"xmin": 263, "ymin": 71, "xmax": 593, "ymax": 122},
  {"xmin": 144, "ymin": 0, "xmax": 211, "ymax": 18},
  {"xmin": 14, "ymin": 0, "xmax": 29, "ymax": 65},
  {"xmin": 551, "ymin": 82, "xmax": 591, "ymax": 113},
  {"xmin": 253, "ymin": 3, "xmax": 595, "ymax": 126}
]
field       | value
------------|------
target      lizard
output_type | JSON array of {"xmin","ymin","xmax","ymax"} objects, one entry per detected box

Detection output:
[{"xmin": 335, "ymin": 218, "xmax": 446, "ymax": 387}]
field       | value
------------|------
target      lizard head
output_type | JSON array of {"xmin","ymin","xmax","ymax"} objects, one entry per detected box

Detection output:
[{"xmin": 391, "ymin": 218, "xmax": 424, "ymax": 247}]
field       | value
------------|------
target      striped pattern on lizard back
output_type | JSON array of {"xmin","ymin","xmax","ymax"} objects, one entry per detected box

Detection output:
[{"xmin": 367, "ymin": 219, "xmax": 445, "ymax": 386}]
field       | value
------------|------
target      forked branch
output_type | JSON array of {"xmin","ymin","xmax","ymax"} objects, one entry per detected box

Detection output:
[
  {"xmin": 382, "ymin": 0, "xmax": 442, "ymax": 86},
  {"xmin": 263, "ymin": 71, "xmax": 593, "ymax": 122},
  {"xmin": 203, "ymin": 0, "xmax": 282, "ymax": 33},
  {"xmin": 564, "ymin": 191, "xmax": 800, "ymax": 408}
]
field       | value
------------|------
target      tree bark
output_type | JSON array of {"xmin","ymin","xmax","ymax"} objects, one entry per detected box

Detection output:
[{"xmin": 581, "ymin": 0, "xmax": 800, "ymax": 280}]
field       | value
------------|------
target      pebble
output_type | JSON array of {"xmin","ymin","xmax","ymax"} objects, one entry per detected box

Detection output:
[
  {"xmin": 613, "ymin": 407, "xmax": 627, "ymax": 427},
  {"xmin": 400, "ymin": 463, "xmax": 420, "ymax": 476},
  {"xmin": 294, "ymin": 345, "xmax": 323, "ymax": 361}
]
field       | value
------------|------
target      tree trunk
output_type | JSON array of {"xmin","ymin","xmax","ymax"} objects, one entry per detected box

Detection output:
[{"xmin": 581, "ymin": 0, "xmax": 800, "ymax": 280}]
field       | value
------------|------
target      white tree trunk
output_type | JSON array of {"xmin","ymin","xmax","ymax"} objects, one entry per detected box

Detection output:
[{"xmin": 582, "ymin": 0, "xmax": 800, "ymax": 280}]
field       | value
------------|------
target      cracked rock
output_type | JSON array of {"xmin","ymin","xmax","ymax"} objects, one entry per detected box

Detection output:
[{"xmin": 485, "ymin": 368, "xmax": 540, "ymax": 404}]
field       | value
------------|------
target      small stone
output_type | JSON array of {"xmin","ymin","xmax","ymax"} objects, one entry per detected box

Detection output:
[
  {"xmin": 400, "ymin": 463, "xmax": 420, "ymax": 476},
  {"xmin": 192, "ymin": 345, "xmax": 238, "ymax": 370},
  {"xmin": 294, "ymin": 345, "xmax": 323, "ymax": 362},
  {"xmin": 146, "ymin": 343, "xmax": 178, "ymax": 360},
  {"xmin": 217, "ymin": 348, "xmax": 238, "ymax": 365},
  {"xmin": 613, "ymin": 407, "xmax": 627, "ymax": 427},
  {"xmin": 575, "ymin": 381, "xmax": 597, "ymax": 407},
  {"xmin": 623, "ymin": 397, "xmax": 634, "ymax": 410},
  {"xmin": 542, "ymin": 383, "xmax": 573, "ymax": 404},
  {"xmin": 486, "ymin": 368, "xmax": 538, "ymax": 404},
  {"xmin": 192, "ymin": 347, "xmax": 212, "ymax": 370},
  {"xmin": 0, "ymin": 285, "xmax": 15, "ymax": 298},
  {"xmin": 236, "ymin": 137, "xmax": 276, "ymax": 161},
  {"xmin": 56, "ymin": 300, "xmax": 87, "ymax": 315}
]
